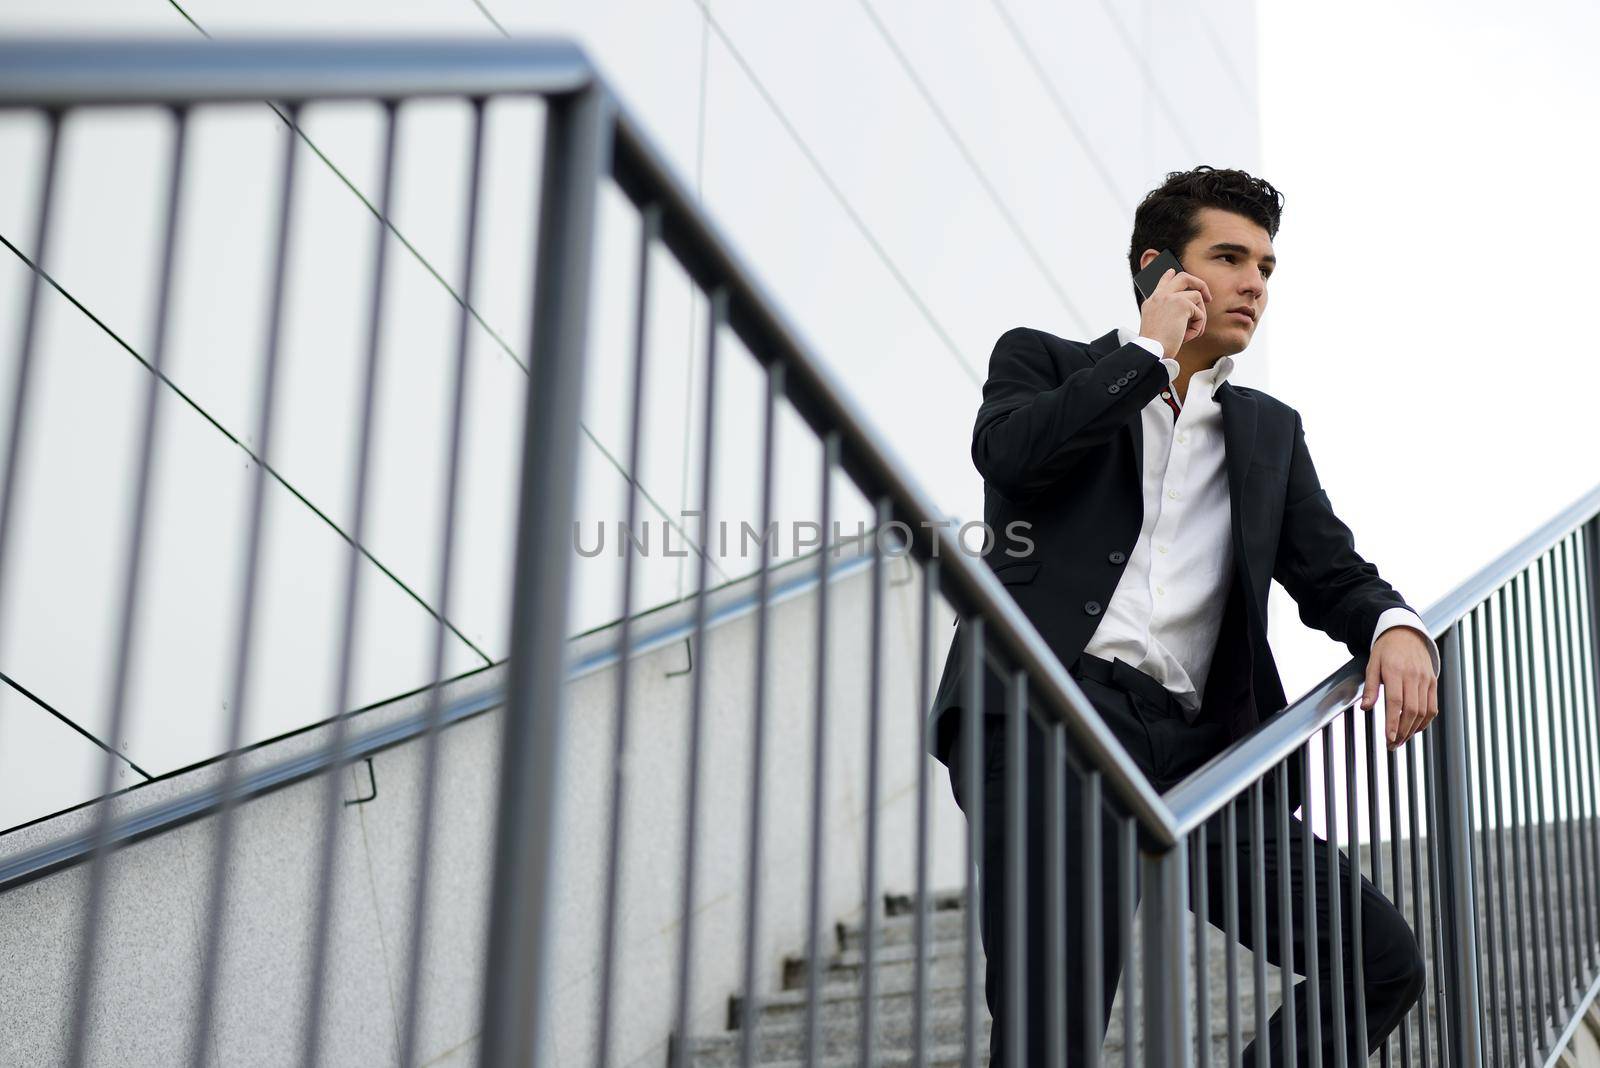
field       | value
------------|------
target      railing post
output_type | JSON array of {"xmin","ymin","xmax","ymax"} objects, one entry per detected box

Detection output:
[
  {"xmin": 1432, "ymin": 621, "xmax": 1485, "ymax": 1066},
  {"xmin": 1142, "ymin": 841, "xmax": 1189, "ymax": 1068},
  {"xmin": 480, "ymin": 81, "xmax": 610, "ymax": 1068},
  {"xmin": 1586, "ymin": 516, "xmax": 1600, "ymax": 701}
]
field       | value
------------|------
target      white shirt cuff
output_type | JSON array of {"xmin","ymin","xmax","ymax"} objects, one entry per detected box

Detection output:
[
  {"xmin": 1371, "ymin": 607, "xmax": 1440, "ymax": 678},
  {"xmin": 1129, "ymin": 335, "xmax": 1180, "ymax": 382},
  {"xmin": 1130, "ymin": 334, "xmax": 1166, "ymax": 359}
]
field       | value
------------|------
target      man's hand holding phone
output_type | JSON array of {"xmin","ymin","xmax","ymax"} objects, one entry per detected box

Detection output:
[{"xmin": 1137, "ymin": 266, "xmax": 1212, "ymax": 358}]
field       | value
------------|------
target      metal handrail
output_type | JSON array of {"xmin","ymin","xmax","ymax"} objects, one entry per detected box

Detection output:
[
  {"xmin": 0, "ymin": 38, "xmax": 593, "ymax": 104},
  {"xmin": 1166, "ymin": 478, "xmax": 1600, "ymax": 840}
]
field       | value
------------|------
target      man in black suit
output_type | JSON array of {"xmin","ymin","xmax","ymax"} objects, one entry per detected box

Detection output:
[{"xmin": 927, "ymin": 166, "xmax": 1440, "ymax": 1066}]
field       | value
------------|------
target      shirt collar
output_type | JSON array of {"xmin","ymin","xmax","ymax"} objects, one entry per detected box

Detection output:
[{"xmin": 1117, "ymin": 327, "xmax": 1236, "ymax": 399}]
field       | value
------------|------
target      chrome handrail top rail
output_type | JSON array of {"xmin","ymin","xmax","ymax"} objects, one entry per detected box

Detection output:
[{"xmin": 0, "ymin": 37, "xmax": 594, "ymax": 106}]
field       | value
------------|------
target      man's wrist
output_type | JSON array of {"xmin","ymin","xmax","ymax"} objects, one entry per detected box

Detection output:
[{"xmin": 1371, "ymin": 607, "xmax": 1441, "ymax": 678}]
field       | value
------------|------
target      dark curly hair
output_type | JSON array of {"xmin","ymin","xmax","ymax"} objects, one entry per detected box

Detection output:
[{"xmin": 1127, "ymin": 166, "xmax": 1284, "ymax": 308}]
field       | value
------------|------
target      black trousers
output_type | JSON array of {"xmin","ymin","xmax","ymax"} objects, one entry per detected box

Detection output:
[{"xmin": 944, "ymin": 657, "xmax": 1426, "ymax": 1066}]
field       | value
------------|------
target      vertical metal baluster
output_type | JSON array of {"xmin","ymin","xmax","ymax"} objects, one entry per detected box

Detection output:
[
  {"xmin": 1386, "ymin": 742, "xmax": 1411, "ymax": 1068},
  {"xmin": 1224, "ymin": 795, "xmax": 1241, "ymax": 1068},
  {"xmin": 1582, "ymin": 525, "xmax": 1600, "ymax": 969},
  {"xmin": 1517, "ymin": 570, "xmax": 1555, "ymax": 1047},
  {"xmin": 736, "ymin": 356, "xmax": 781, "ymax": 1068},
  {"xmin": 1121, "ymin": 817, "xmax": 1136, "ymax": 1068},
  {"xmin": 1249, "ymin": 780, "xmax": 1268, "ymax": 1068},
  {"xmin": 1195, "ymin": 823, "xmax": 1210, "ymax": 1068},
  {"xmin": 1367, "ymin": 674, "xmax": 1390, "ymax": 1068},
  {"xmin": 1503, "ymin": 579, "xmax": 1543, "ymax": 1060},
  {"xmin": 1085, "ymin": 770, "xmax": 1104, "ymax": 1068},
  {"xmin": 801, "ymin": 428, "xmax": 837, "ymax": 1068},
  {"xmin": 480, "ymin": 84, "xmax": 609, "ymax": 1068},
  {"xmin": 65, "ymin": 107, "xmax": 186, "ymax": 1068},
  {"xmin": 1142, "ymin": 840, "xmax": 1187, "ymax": 1068},
  {"xmin": 1465, "ymin": 614, "xmax": 1490, "ymax": 1065},
  {"xmin": 1300, "ymin": 744, "xmax": 1322, "ymax": 1068},
  {"xmin": 301, "ymin": 98, "xmax": 401, "ymax": 1068},
  {"xmin": 1467, "ymin": 606, "xmax": 1499, "ymax": 1068},
  {"xmin": 188, "ymin": 102, "xmax": 304, "ymax": 1068},
  {"xmin": 0, "ymin": 109, "xmax": 60, "ymax": 755},
  {"xmin": 672, "ymin": 286, "xmax": 728, "ymax": 1066},
  {"xmin": 859, "ymin": 499, "xmax": 889, "ymax": 1068},
  {"xmin": 1472, "ymin": 604, "xmax": 1497, "ymax": 1061},
  {"xmin": 1529, "ymin": 562, "xmax": 1568, "ymax": 1016},
  {"xmin": 1005, "ymin": 670, "xmax": 1027, "ymax": 1068},
  {"xmin": 598, "ymin": 195, "xmax": 665, "ymax": 1061},
  {"xmin": 399, "ymin": 96, "xmax": 486, "ymax": 1068},
  {"xmin": 1556, "ymin": 538, "xmax": 1598, "ymax": 982},
  {"xmin": 1434, "ymin": 622, "xmax": 1486, "ymax": 1065},
  {"xmin": 1465, "ymin": 604, "xmax": 1484, "ymax": 1061},
  {"xmin": 1347, "ymin": 700, "xmax": 1369, "ymax": 1060},
  {"xmin": 1421, "ymin": 711, "xmax": 1451, "ymax": 1066},
  {"xmin": 1047, "ymin": 721, "xmax": 1068, "ymax": 1068},
  {"xmin": 1404, "ymin": 739, "xmax": 1431, "ymax": 1068},
  {"xmin": 1572, "ymin": 531, "xmax": 1600, "ymax": 981},
  {"xmin": 1485, "ymin": 591, "xmax": 1526, "ymax": 1068},
  {"xmin": 1535, "ymin": 556, "xmax": 1575, "ymax": 1011},
  {"xmin": 593, "ymin": 194, "xmax": 660, "ymax": 1067},
  {"xmin": 1324, "ymin": 725, "xmax": 1347, "ymax": 1068},
  {"xmin": 1275, "ymin": 761, "xmax": 1296, "ymax": 1059},
  {"xmin": 1550, "ymin": 546, "xmax": 1587, "ymax": 1000},
  {"xmin": 912, "ymin": 557, "xmax": 938, "ymax": 1068},
  {"xmin": 962, "ymin": 616, "xmax": 985, "ymax": 1068}
]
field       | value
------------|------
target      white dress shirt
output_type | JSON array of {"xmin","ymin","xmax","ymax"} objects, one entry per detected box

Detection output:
[{"xmin": 1082, "ymin": 328, "xmax": 1439, "ymax": 720}]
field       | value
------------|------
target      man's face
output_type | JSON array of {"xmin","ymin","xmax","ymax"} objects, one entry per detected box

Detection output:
[{"xmin": 1140, "ymin": 206, "xmax": 1274, "ymax": 356}]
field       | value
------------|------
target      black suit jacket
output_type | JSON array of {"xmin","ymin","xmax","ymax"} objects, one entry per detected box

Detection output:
[{"xmin": 927, "ymin": 326, "xmax": 1423, "ymax": 802}]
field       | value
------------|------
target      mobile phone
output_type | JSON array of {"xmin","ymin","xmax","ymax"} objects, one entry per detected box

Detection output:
[{"xmin": 1134, "ymin": 249, "xmax": 1184, "ymax": 301}]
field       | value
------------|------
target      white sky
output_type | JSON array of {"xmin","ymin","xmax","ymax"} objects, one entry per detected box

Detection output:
[{"xmin": 1255, "ymin": 1, "xmax": 1600, "ymax": 702}]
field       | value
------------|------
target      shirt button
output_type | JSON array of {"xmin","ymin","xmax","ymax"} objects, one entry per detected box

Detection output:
[
  {"xmin": 1084, "ymin": 600, "xmax": 1102, "ymax": 616},
  {"xmin": 1156, "ymin": 585, "xmax": 1166, "ymax": 596},
  {"xmin": 1157, "ymin": 545, "xmax": 1168, "ymax": 554},
  {"xmin": 1161, "ymin": 391, "xmax": 1171, "ymax": 399},
  {"xmin": 1168, "ymin": 489, "xmax": 1179, "ymax": 499},
  {"xmin": 1177, "ymin": 434, "xmax": 1187, "ymax": 444}
]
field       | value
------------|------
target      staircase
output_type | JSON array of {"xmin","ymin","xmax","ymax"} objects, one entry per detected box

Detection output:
[{"xmin": 680, "ymin": 824, "xmax": 1600, "ymax": 1066}]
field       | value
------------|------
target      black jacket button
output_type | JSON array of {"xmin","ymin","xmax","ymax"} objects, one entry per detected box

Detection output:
[
  {"xmin": 1107, "ymin": 384, "xmax": 1120, "ymax": 394},
  {"xmin": 1108, "ymin": 551, "xmax": 1126, "ymax": 564},
  {"xmin": 1084, "ymin": 600, "xmax": 1102, "ymax": 616},
  {"xmin": 1126, "ymin": 368, "xmax": 1137, "ymax": 378}
]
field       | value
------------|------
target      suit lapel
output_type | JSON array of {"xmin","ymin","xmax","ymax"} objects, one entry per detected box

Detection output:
[{"xmin": 1218, "ymin": 380, "xmax": 1259, "ymax": 612}]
